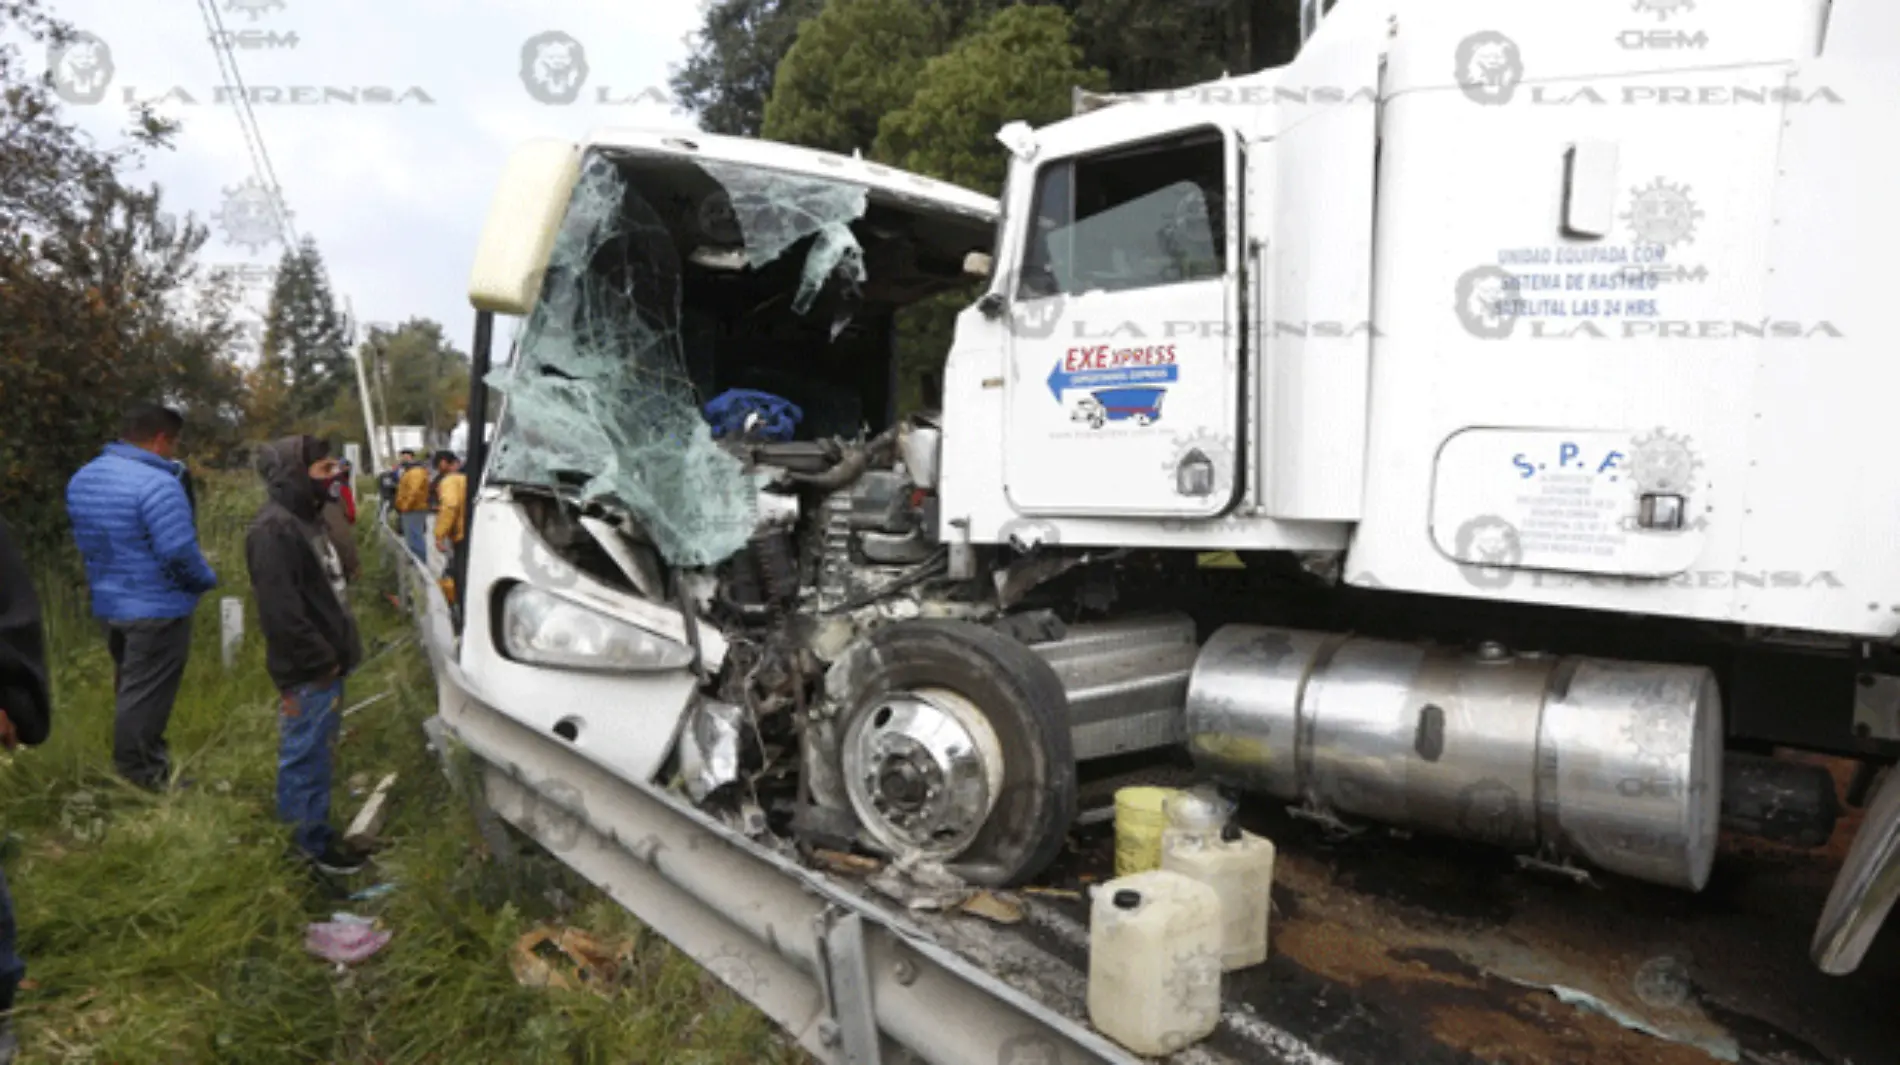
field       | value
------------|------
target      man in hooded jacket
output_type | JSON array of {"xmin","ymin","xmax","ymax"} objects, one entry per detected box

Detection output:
[
  {"xmin": 245, "ymin": 436, "xmax": 367, "ymax": 875},
  {"xmin": 0, "ymin": 514, "xmax": 50, "ymax": 1061}
]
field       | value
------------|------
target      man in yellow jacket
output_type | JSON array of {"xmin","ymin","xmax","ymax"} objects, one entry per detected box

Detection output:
[
  {"xmin": 431, "ymin": 451, "xmax": 468, "ymax": 607},
  {"xmin": 394, "ymin": 450, "xmax": 431, "ymax": 562}
]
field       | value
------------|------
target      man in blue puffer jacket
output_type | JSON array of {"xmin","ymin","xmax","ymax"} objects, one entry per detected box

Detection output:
[{"xmin": 65, "ymin": 403, "xmax": 218, "ymax": 790}]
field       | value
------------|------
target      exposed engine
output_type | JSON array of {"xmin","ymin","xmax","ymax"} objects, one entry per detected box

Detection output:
[
  {"xmin": 519, "ymin": 413, "xmax": 1837, "ymax": 897},
  {"xmin": 711, "ymin": 419, "xmax": 949, "ymax": 625}
]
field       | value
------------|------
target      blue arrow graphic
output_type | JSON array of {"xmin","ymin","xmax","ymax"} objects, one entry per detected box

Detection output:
[{"xmin": 1047, "ymin": 361, "xmax": 1179, "ymax": 401}]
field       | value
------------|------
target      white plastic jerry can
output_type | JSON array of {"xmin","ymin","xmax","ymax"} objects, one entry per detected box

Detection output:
[
  {"xmin": 1087, "ymin": 869, "xmax": 1224, "ymax": 1056},
  {"xmin": 1161, "ymin": 822, "xmax": 1276, "ymax": 971}
]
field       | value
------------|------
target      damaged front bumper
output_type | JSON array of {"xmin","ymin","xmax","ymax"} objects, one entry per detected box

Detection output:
[{"xmin": 402, "ymin": 526, "xmax": 1141, "ymax": 1065}]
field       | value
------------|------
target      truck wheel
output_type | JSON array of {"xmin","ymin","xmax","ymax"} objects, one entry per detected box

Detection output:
[
  {"xmin": 1089, "ymin": 413, "xmax": 1105, "ymax": 429},
  {"xmin": 837, "ymin": 620, "xmax": 1077, "ymax": 887}
]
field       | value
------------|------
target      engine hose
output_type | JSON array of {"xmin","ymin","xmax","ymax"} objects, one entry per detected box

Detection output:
[
  {"xmin": 820, "ymin": 548, "xmax": 949, "ymax": 615},
  {"xmin": 786, "ymin": 426, "xmax": 900, "ymax": 490}
]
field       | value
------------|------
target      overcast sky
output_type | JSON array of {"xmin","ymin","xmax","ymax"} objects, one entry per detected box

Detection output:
[{"xmin": 29, "ymin": 0, "xmax": 705, "ymax": 359}]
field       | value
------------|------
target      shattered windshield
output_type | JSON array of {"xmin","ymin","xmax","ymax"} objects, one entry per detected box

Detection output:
[{"xmin": 485, "ymin": 151, "xmax": 874, "ymax": 568}]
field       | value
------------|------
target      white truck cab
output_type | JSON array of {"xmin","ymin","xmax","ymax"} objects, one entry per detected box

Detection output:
[{"xmin": 418, "ymin": 2, "xmax": 1900, "ymax": 1061}]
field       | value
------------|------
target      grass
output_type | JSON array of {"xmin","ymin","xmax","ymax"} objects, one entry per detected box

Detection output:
[{"xmin": 5, "ymin": 474, "xmax": 806, "ymax": 1064}]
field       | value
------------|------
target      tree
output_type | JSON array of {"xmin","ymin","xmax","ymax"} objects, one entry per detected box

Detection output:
[
  {"xmin": 366, "ymin": 318, "xmax": 468, "ymax": 437},
  {"xmin": 257, "ymin": 238, "xmax": 349, "ymax": 430},
  {"xmin": 871, "ymin": 6, "xmax": 1105, "ymax": 415},
  {"xmin": 1067, "ymin": 0, "xmax": 1302, "ymax": 93},
  {"xmin": 760, "ymin": 0, "xmax": 940, "ymax": 156},
  {"xmin": 670, "ymin": 0, "xmax": 826, "ymax": 137},
  {"xmin": 305, "ymin": 318, "xmax": 468, "ymax": 455},
  {"xmin": 0, "ymin": 0, "xmax": 253, "ymax": 536},
  {"xmin": 875, "ymin": 4, "xmax": 1106, "ymax": 195}
]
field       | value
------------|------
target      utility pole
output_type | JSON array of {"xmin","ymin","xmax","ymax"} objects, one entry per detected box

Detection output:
[
  {"xmin": 374, "ymin": 332, "xmax": 397, "ymax": 460},
  {"xmin": 424, "ymin": 323, "xmax": 443, "ymax": 449},
  {"xmin": 346, "ymin": 297, "xmax": 384, "ymax": 470}
]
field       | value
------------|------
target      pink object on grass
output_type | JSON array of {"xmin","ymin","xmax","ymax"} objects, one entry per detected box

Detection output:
[{"xmin": 305, "ymin": 919, "xmax": 392, "ymax": 964}]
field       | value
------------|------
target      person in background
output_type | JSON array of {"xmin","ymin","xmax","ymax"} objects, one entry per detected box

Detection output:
[
  {"xmin": 320, "ymin": 456, "xmax": 360, "ymax": 584},
  {"xmin": 375, "ymin": 455, "xmax": 401, "ymax": 528},
  {"xmin": 334, "ymin": 459, "xmax": 357, "ymax": 522},
  {"xmin": 65, "ymin": 403, "xmax": 217, "ymax": 790},
  {"xmin": 0, "ymin": 514, "xmax": 52, "ymax": 1063},
  {"xmin": 394, "ymin": 449, "xmax": 431, "ymax": 562},
  {"xmin": 245, "ymin": 436, "xmax": 367, "ymax": 876},
  {"xmin": 432, "ymin": 451, "xmax": 467, "ymax": 611}
]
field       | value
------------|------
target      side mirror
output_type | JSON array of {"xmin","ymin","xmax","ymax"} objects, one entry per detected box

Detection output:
[
  {"xmin": 977, "ymin": 292, "xmax": 1006, "ymax": 320},
  {"xmin": 963, "ymin": 251, "xmax": 993, "ymax": 279}
]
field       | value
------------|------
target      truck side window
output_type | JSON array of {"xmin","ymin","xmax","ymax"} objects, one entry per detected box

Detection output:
[{"xmin": 1015, "ymin": 129, "xmax": 1225, "ymax": 300}]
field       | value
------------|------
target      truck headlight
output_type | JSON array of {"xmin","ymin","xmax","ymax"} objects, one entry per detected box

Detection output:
[{"xmin": 499, "ymin": 583, "xmax": 694, "ymax": 672}]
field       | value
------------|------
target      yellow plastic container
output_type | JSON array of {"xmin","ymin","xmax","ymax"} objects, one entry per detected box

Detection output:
[{"xmin": 1113, "ymin": 787, "xmax": 1180, "ymax": 876}]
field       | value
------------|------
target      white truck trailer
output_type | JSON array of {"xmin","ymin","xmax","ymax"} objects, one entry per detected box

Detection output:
[{"xmin": 408, "ymin": 0, "xmax": 1900, "ymax": 1060}]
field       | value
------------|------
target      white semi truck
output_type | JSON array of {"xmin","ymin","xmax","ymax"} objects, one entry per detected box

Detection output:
[{"xmin": 409, "ymin": 0, "xmax": 1900, "ymax": 1060}]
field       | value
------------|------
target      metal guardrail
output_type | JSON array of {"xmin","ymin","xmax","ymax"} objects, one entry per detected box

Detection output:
[{"xmin": 385, "ymin": 519, "xmax": 1155, "ymax": 1065}]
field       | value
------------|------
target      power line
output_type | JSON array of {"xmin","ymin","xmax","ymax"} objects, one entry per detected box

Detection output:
[{"xmin": 192, "ymin": 0, "xmax": 298, "ymax": 250}]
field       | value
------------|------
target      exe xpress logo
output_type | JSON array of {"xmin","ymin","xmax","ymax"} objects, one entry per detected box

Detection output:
[{"xmin": 1047, "ymin": 343, "xmax": 1178, "ymax": 430}]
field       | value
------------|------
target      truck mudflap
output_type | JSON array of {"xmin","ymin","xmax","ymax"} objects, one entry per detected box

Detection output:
[{"xmin": 1812, "ymin": 765, "xmax": 1900, "ymax": 974}]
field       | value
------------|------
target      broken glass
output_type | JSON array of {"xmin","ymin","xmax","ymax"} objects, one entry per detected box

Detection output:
[
  {"xmin": 699, "ymin": 161, "xmax": 869, "ymax": 323},
  {"xmin": 485, "ymin": 154, "xmax": 760, "ymax": 568},
  {"xmin": 485, "ymin": 152, "xmax": 879, "ymax": 569}
]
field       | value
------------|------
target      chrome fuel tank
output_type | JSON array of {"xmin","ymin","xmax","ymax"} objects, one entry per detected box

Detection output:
[{"xmin": 1185, "ymin": 626, "xmax": 1723, "ymax": 891}]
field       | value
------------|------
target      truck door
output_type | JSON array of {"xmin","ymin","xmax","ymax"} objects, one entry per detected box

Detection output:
[{"xmin": 1001, "ymin": 125, "xmax": 1244, "ymax": 518}]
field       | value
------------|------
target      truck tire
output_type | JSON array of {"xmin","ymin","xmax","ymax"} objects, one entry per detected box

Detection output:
[{"xmin": 838, "ymin": 619, "xmax": 1077, "ymax": 887}]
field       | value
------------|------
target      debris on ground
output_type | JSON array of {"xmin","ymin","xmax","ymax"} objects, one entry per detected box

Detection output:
[
  {"xmin": 867, "ymin": 857, "xmax": 973, "ymax": 912},
  {"xmin": 958, "ymin": 891, "xmax": 1026, "ymax": 925},
  {"xmin": 510, "ymin": 926, "xmax": 632, "ymax": 994},
  {"xmin": 811, "ymin": 849, "xmax": 881, "ymax": 876},
  {"xmin": 344, "ymin": 773, "xmax": 398, "ymax": 849},
  {"xmin": 343, "ymin": 691, "xmax": 393, "ymax": 718},
  {"xmin": 305, "ymin": 914, "xmax": 393, "ymax": 965},
  {"xmin": 348, "ymin": 882, "xmax": 398, "ymax": 902}
]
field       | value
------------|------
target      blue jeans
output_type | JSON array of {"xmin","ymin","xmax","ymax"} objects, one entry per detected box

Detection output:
[
  {"xmin": 0, "ymin": 864, "xmax": 21, "ymax": 1014},
  {"xmin": 278, "ymin": 679, "xmax": 344, "ymax": 857},
  {"xmin": 401, "ymin": 512, "xmax": 428, "ymax": 561}
]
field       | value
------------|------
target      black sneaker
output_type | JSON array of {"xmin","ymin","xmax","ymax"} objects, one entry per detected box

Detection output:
[{"xmin": 310, "ymin": 841, "xmax": 368, "ymax": 876}]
